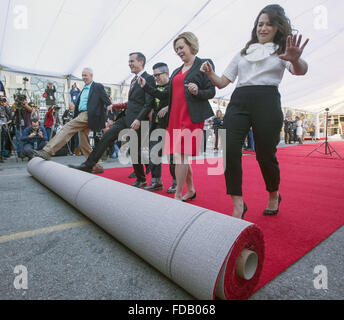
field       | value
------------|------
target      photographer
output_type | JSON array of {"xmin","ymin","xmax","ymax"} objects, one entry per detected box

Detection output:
[
  {"xmin": 21, "ymin": 119, "xmax": 48, "ymax": 160},
  {"xmin": 44, "ymin": 104, "xmax": 60, "ymax": 140},
  {"xmin": 29, "ymin": 102, "xmax": 40, "ymax": 122},
  {"xmin": 0, "ymin": 96, "xmax": 12, "ymax": 161},
  {"xmin": 62, "ymin": 102, "xmax": 75, "ymax": 125},
  {"xmin": 44, "ymin": 82, "xmax": 56, "ymax": 107},
  {"xmin": 11, "ymin": 94, "xmax": 32, "ymax": 157},
  {"xmin": 69, "ymin": 83, "xmax": 81, "ymax": 104}
]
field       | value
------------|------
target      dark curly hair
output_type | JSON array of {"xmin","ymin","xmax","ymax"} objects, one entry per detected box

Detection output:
[{"xmin": 241, "ymin": 4, "xmax": 293, "ymax": 56}]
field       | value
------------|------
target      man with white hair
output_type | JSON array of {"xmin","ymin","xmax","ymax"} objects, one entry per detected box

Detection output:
[{"xmin": 34, "ymin": 68, "xmax": 112, "ymax": 173}]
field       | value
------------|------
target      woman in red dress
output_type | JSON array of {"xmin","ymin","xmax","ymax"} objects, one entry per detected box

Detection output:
[
  {"xmin": 138, "ymin": 32, "xmax": 216, "ymax": 201},
  {"xmin": 166, "ymin": 32, "xmax": 216, "ymax": 201}
]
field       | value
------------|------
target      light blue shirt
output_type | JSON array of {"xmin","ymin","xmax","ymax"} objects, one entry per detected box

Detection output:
[{"xmin": 78, "ymin": 81, "xmax": 93, "ymax": 111}]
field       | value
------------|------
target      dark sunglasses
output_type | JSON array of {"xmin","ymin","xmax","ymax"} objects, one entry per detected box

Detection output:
[{"xmin": 153, "ymin": 72, "xmax": 165, "ymax": 78}]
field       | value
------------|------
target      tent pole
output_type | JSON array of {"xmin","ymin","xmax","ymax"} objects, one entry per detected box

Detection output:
[{"xmin": 66, "ymin": 76, "xmax": 71, "ymax": 105}]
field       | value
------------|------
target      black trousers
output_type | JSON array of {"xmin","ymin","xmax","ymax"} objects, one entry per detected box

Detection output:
[
  {"xmin": 169, "ymin": 156, "xmax": 176, "ymax": 181},
  {"xmin": 148, "ymin": 122, "xmax": 163, "ymax": 179},
  {"xmin": 223, "ymin": 86, "xmax": 284, "ymax": 196},
  {"xmin": 85, "ymin": 117, "xmax": 146, "ymax": 182},
  {"xmin": 149, "ymin": 123, "xmax": 176, "ymax": 181}
]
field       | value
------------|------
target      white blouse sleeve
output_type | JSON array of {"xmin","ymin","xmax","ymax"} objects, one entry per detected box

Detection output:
[
  {"xmin": 281, "ymin": 59, "xmax": 292, "ymax": 72},
  {"xmin": 223, "ymin": 53, "xmax": 241, "ymax": 82}
]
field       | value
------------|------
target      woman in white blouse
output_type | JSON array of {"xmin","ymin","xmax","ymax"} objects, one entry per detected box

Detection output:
[{"xmin": 201, "ymin": 4, "xmax": 309, "ymax": 219}]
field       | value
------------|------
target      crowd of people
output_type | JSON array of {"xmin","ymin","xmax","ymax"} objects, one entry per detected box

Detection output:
[
  {"xmin": 284, "ymin": 116, "xmax": 316, "ymax": 144},
  {"xmin": 3, "ymin": 4, "xmax": 311, "ymax": 220},
  {"xmin": 0, "ymin": 87, "xmax": 45, "ymax": 161},
  {"xmin": 0, "ymin": 80, "xmax": 85, "ymax": 161}
]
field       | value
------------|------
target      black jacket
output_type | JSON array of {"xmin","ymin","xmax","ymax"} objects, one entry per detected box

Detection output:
[
  {"xmin": 74, "ymin": 82, "xmax": 111, "ymax": 131},
  {"xmin": 44, "ymin": 86, "xmax": 56, "ymax": 106},
  {"xmin": 142, "ymin": 82, "xmax": 170, "ymax": 129},
  {"xmin": 168, "ymin": 57, "xmax": 216, "ymax": 124},
  {"xmin": 124, "ymin": 71, "xmax": 155, "ymax": 127},
  {"xmin": 141, "ymin": 57, "xmax": 216, "ymax": 126}
]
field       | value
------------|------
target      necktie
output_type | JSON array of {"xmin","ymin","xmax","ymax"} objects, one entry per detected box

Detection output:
[{"xmin": 130, "ymin": 76, "xmax": 138, "ymax": 90}]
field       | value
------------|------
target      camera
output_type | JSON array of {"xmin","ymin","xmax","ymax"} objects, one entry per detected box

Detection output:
[
  {"xmin": 16, "ymin": 94, "xmax": 26, "ymax": 101},
  {"xmin": 0, "ymin": 97, "xmax": 7, "ymax": 103},
  {"xmin": 14, "ymin": 94, "xmax": 27, "ymax": 109}
]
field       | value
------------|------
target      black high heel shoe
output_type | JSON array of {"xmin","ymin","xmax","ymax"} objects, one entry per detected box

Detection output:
[
  {"xmin": 182, "ymin": 192, "xmax": 196, "ymax": 202},
  {"xmin": 263, "ymin": 194, "xmax": 282, "ymax": 216}
]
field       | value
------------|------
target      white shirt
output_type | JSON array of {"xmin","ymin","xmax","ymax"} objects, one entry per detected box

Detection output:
[
  {"xmin": 296, "ymin": 120, "xmax": 303, "ymax": 136},
  {"xmin": 223, "ymin": 43, "xmax": 291, "ymax": 88},
  {"xmin": 134, "ymin": 70, "xmax": 145, "ymax": 81}
]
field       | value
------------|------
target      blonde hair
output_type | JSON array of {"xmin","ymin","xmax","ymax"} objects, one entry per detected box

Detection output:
[{"xmin": 173, "ymin": 32, "xmax": 199, "ymax": 55}]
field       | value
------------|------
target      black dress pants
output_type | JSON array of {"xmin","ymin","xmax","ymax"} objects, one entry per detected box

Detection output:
[
  {"xmin": 85, "ymin": 117, "xmax": 146, "ymax": 182},
  {"xmin": 148, "ymin": 122, "xmax": 163, "ymax": 179},
  {"xmin": 223, "ymin": 86, "xmax": 284, "ymax": 196}
]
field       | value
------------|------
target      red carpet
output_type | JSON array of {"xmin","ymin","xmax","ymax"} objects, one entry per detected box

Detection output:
[{"xmin": 97, "ymin": 141, "xmax": 344, "ymax": 296}]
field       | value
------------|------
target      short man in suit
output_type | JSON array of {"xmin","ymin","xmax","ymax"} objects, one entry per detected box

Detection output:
[
  {"xmin": 69, "ymin": 52, "xmax": 155, "ymax": 188},
  {"xmin": 138, "ymin": 62, "xmax": 177, "ymax": 193},
  {"xmin": 34, "ymin": 68, "xmax": 112, "ymax": 173}
]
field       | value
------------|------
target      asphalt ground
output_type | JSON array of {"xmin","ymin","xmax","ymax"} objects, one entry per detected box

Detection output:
[{"xmin": 0, "ymin": 140, "xmax": 343, "ymax": 300}]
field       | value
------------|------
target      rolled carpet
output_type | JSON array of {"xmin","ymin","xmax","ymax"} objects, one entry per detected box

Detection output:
[{"xmin": 27, "ymin": 158, "xmax": 264, "ymax": 300}]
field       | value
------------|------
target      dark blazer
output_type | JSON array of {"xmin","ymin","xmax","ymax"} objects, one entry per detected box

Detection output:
[
  {"xmin": 74, "ymin": 82, "xmax": 111, "ymax": 131},
  {"xmin": 142, "ymin": 82, "xmax": 170, "ymax": 129},
  {"xmin": 168, "ymin": 56, "xmax": 216, "ymax": 124},
  {"xmin": 124, "ymin": 71, "xmax": 155, "ymax": 127}
]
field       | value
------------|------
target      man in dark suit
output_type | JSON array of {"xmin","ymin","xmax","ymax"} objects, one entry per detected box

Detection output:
[
  {"xmin": 34, "ymin": 68, "xmax": 112, "ymax": 173},
  {"xmin": 69, "ymin": 52, "xmax": 155, "ymax": 188}
]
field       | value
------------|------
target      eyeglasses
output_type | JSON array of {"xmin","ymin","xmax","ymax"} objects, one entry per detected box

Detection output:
[{"xmin": 153, "ymin": 73, "xmax": 165, "ymax": 78}]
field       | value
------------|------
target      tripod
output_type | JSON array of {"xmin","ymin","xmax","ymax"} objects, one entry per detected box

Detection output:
[{"xmin": 307, "ymin": 109, "xmax": 342, "ymax": 159}]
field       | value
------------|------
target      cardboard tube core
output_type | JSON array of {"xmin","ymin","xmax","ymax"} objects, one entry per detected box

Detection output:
[{"xmin": 235, "ymin": 249, "xmax": 258, "ymax": 280}]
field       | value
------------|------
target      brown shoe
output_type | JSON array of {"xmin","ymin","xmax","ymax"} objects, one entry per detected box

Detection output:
[
  {"xmin": 75, "ymin": 147, "xmax": 80, "ymax": 156},
  {"xmin": 33, "ymin": 149, "xmax": 51, "ymax": 160},
  {"xmin": 92, "ymin": 163, "xmax": 104, "ymax": 174}
]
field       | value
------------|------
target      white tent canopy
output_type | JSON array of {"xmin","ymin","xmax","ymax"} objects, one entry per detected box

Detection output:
[{"xmin": 1, "ymin": 0, "xmax": 344, "ymax": 112}]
